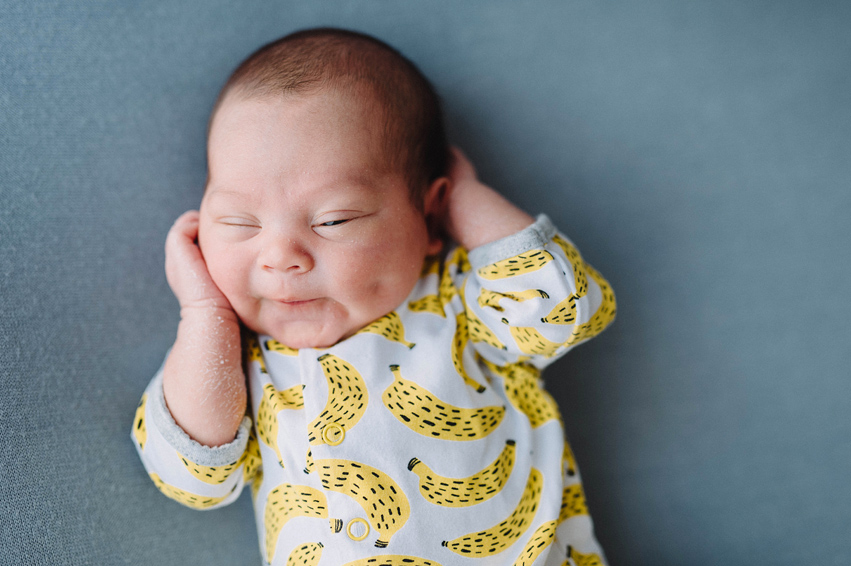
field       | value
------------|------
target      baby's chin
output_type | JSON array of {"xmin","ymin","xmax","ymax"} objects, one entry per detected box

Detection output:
[{"xmin": 256, "ymin": 321, "xmax": 351, "ymax": 351}]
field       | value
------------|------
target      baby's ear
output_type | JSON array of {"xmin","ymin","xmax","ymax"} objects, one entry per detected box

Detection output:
[{"xmin": 424, "ymin": 176, "xmax": 450, "ymax": 255}]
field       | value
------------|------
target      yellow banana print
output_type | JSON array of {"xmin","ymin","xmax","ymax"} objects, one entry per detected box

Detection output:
[
  {"xmin": 243, "ymin": 427, "xmax": 262, "ymax": 483},
  {"xmin": 304, "ymin": 447, "xmax": 314, "ymax": 475},
  {"xmin": 265, "ymin": 339, "xmax": 298, "ymax": 356},
  {"xmin": 478, "ymin": 288, "xmax": 549, "ymax": 312},
  {"xmin": 250, "ymin": 469, "xmax": 263, "ymax": 502},
  {"xmin": 285, "ymin": 542, "xmax": 323, "ymax": 566},
  {"xmin": 178, "ymin": 453, "xmax": 242, "ymax": 485},
  {"xmin": 477, "ymin": 250, "xmax": 554, "ymax": 280},
  {"xmin": 245, "ymin": 334, "xmax": 267, "ymax": 374},
  {"xmin": 421, "ymin": 254, "xmax": 441, "ymax": 277},
  {"xmin": 439, "ymin": 247, "xmax": 470, "ymax": 308},
  {"xmin": 466, "ymin": 305, "xmax": 507, "ymax": 350},
  {"xmin": 552, "ymin": 235, "xmax": 588, "ymax": 298},
  {"xmin": 264, "ymin": 483, "xmax": 328, "ymax": 562},
  {"xmin": 343, "ymin": 556, "xmax": 443, "ymax": 566},
  {"xmin": 562, "ymin": 441, "xmax": 577, "ymax": 478},
  {"xmin": 133, "ymin": 393, "xmax": 147, "ymax": 450},
  {"xmin": 315, "ymin": 458, "xmax": 410, "ymax": 548},
  {"xmin": 383, "ymin": 365, "xmax": 505, "ymax": 440},
  {"xmin": 458, "ymin": 282, "xmax": 506, "ymax": 351},
  {"xmin": 502, "ymin": 319, "xmax": 563, "ymax": 357},
  {"xmin": 441, "ymin": 467, "xmax": 544, "ymax": 556},
  {"xmin": 452, "ymin": 313, "xmax": 487, "ymax": 392},
  {"xmin": 357, "ymin": 311, "xmax": 415, "ymax": 349},
  {"xmin": 329, "ymin": 517, "xmax": 343, "ymax": 533},
  {"xmin": 308, "ymin": 354, "xmax": 368, "ymax": 445},
  {"xmin": 149, "ymin": 473, "xmax": 236, "ymax": 510},
  {"xmin": 407, "ymin": 439, "xmax": 516, "ymax": 507},
  {"xmin": 481, "ymin": 359, "xmax": 560, "ymax": 428},
  {"xmin": 408, "ymin": 294, "xmax": 446, "ymax": 317},
  {"xmin": 541, "ymin": 294, "xmax": 577, "ymax": 325},
  {"xmin": 258, "ymin": 383, "xmax": 305, "ymax": 467},
  {"xmin": 559, "ymin": 483, "xmax": 588, "ymax": 522},
  {"xmin": 564, "ymin": 264, "xmax": 616, "ymax": 348},
  {"xmin": 567, "ymin": 546, "xmax": 604, "ymax": 566},
  {"xmin": 513, "ymin": 519, "xmax": 557, "ymax": 566}
]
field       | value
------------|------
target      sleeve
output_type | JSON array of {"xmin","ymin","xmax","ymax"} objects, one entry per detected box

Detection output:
[
  {"xmin": 130, "ymin": 355, "xmax": 260, "ymax": 510},
  {"xmin": 460, "ymin": 214, "xmax": 616, "ymax": 369}
]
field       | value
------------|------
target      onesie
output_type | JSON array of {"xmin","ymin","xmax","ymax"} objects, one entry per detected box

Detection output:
[{"xmin": 132, "ymin": 215, "xmax": 616, "ymax": 566}]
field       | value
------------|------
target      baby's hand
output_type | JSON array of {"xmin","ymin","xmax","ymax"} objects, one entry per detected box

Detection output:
[
  {"xmin": 444, "ymin": 146, "xmax": 535, "ymax": 250},
  {"xmin": 447, "ymin": 146, "xmax": 479, "ymax": 188},
  {"xmin": 165, "ymin": 210, "xmax": 232, "ymax": 313}
]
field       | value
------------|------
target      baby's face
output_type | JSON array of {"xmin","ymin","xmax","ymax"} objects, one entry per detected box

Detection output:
[{"xmin": 199, "ymin": 91, "xmax": 441, "ymax": 349}]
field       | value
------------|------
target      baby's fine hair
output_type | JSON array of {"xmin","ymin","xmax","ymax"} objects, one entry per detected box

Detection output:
[{"xmin": 211, "ymin": 27, "xmax": 450, "ymax": 205}]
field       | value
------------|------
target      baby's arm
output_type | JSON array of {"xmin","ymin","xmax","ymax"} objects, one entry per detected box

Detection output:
[
  {"xmin": 162, "ymin": 210, "xmax": 247, "ymax": 447},
  {"xmin": 129, "ymin": 210, "xmax": 254, "ymax": 511},
  {"xmin": 443, "ymin": 148, "xmax": 536, "ymax": 250},
  {"xmin": 446, "ymin": 149, "xmax": 616, "ymax": 368}
]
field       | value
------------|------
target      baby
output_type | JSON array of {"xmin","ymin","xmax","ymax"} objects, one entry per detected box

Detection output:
[{"xmin": 132, "ymin": 28, "xmax": 615, "ymax": 566}]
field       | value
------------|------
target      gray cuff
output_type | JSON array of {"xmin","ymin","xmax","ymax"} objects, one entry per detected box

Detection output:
[
  {"xmin": 149, "ymin": 370, "xmax": 252, "ymax": 467},
  {"xmin": 467, "ymin": 214, "xmax": 557, "ymax": 269}
]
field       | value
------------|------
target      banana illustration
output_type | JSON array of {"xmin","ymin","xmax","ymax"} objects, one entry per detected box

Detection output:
[
  {"xmin": 265, "ymin": 339, "xmax": 299, "ymax": 356},
  {"xmin": 264, "ymin": 483, "xmax": 328, "ymax": 562},
  {"xmin": 315, "ymin": 458, "xmax": 410, "ymax": 547},
  {"xmin": 304, "ymin": 447, "xmax": 315, "ymax": 475},
  {"xmin": 559, "ymin": 483, "xmax": 588, "ymax": 522},
  {"xmin": 513, "ymin": 519, "xmax": 557, "ymax": 566},
  {"xmin": 552, "ymin": 235, "xmax": 588, "ymax": 298},
  {"xmin": 357, "ymin": 311, "xmax": 415, "ymax": 348},
  {"xmin": 458, "ymin": 281, "xmax": 506, "ymax": 351},
  {"xmin": 441, "ymin": 467, "xmax": 544, "ymax": 556},
  {"xmin": 178, "ymin": 452, "xmax": 242, "ymax": 485},
  {"xmin": 564, "ymin": 264, "xmax": 616, "ymax": 348},
  {"xmin": 342, "ymin": 556, "xmax": 443, "ymax": 566},
  {"xmin": 245, "ymin": 334, "xmax": 267, "ymax": 373},
  {"xmin": 308, "ymin": 354, "xmax": 368, "ymax": 445},
  {"xmin": 478, "ymin": 288, "xmax": 549, "ymax": 312},
  {"xmin": 439, "ymin": 247, "xmax": 470, "ymax": 307},
  {"xmin": 408, "ymin": 294, "xmax": 446, "ymax": 317},
  {"xmin": 562, "ymin": 441, "xmax": 577, "ymax": 478},
  {"xmin": 258, "ymin": 383, "xmax": 305, "ymax": 467},
  {"xmin": 407, "ymin": 439, "xmax": 516, "ymax": 507},
  {"xmin": 421, "ymin": 254, "xmax": 441, "ymax": 277},
  {"xmin": 477, "ymin": 250, "xmax": 554, "ymax": 280},
  {"xmin": 133, "ymin": 393, "xmax": 147, "ymax": 450},
  {"xmin": 541, "ymin": 294, "xmax": 577, "ymax": 325},
  {"xmin": 566, "ymin": 545, "xmax": 604, "ymax": 566},
  {"xmin": 251, "ymin": 470, "xmax": 263, "ymax": 502},
  {"xmin": 466, "ymin": 305, "xmax": 507, "ymax": 350},
  {"xmin": 149, "ymin": 473, "xmax": 236, "ymax": 510},
  {"xmin": 286, "ymin": 542, "xmax": 324, "ymax": 566},
  {"xmin": 243, "ymin": 427, "xmax": 262, "ymax": 483},
  {"xmin": 502, "ymin": 319, "xmax": 563, "ymax": 357},
  {"xmin": 383, "ymin": 364, "xmax": 505, "ymax": 440},
  {"xmin": 481, "ymin": 359, "xmax": 560, "ymax": 428},
  {"xmin": 452, "ymin": 313, "xmax": 486, "ymax": 392},
  {"xmin": 329, "ymin": 518, "xmax": 343, "ymax": 533}
]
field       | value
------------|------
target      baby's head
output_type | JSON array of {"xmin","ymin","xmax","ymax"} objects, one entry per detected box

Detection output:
[{"xmin": 198, "ymin": 28, "xmax": 450, "ymax": 349}]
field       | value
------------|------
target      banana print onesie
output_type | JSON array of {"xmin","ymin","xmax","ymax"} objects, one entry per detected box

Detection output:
[{"xmin": 132, "ymin": 215, "xmax": 615, "ymax": 566}]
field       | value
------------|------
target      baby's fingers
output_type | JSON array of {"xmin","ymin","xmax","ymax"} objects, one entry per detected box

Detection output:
[{"xmin": 166, "ymin": 210, "xmax": 201, "ymax": 245}]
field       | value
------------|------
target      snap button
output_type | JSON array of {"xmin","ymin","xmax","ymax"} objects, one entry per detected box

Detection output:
[
  {"xmin": 346, "ymin": 518, "xmax": 369, "ymax": 541},
  {"xmin": 322, "ymin": 423, "xmax": 345, "ymax": 446}
]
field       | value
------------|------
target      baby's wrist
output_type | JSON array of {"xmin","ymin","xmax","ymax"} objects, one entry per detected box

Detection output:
[{"xmin": 178, "ymin": 304, "xmax": 241, "ymax": 329}]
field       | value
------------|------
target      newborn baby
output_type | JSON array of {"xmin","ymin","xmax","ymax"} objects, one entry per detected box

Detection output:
[{"xmin": 132, "ymin": 27, "xmax": 615, "ymax": 566}]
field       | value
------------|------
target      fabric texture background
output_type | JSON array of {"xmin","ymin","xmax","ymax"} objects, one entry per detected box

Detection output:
[{"xmin": 1, "ymin": 1, "xmax": 849, "ymax": 564}]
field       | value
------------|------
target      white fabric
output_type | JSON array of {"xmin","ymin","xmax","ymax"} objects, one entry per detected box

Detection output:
[{"xmin": 132, "ymin": 215, "xmax": 613, "ymax": 566}]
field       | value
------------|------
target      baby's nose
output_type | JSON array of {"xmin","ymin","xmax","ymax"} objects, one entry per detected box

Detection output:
[{"xmin": 258, "ymin": 237, "xmax": 314, "ymax": 273}]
